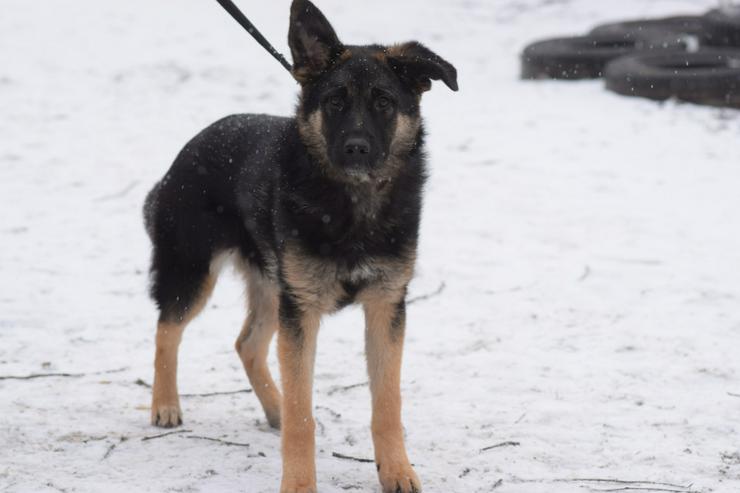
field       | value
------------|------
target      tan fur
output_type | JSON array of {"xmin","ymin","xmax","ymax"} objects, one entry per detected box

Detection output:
[
  {"xmin": 151, "ymin": 274, "xmax": 216, "ymax": 427},
  {"xmin": 373, "ymin": 43, "xmax": 412, "ymax": 62},
  {"xmin": 297, "ymin": 108, "xmax": 421, "ymax": 181},
  {"xmin": 379, "ymin": 43, "xmax": 434, "ymax": 93},
  {"xmin": 283, "ymin": 242, "xmax": 415, "ymax": 312},
  {"xmin": 282, "ymin": 246, "xmax": 344, "ymax": 312},
  {"xmin": 279, "ymin": 238, "xmax": 417, "ymax": 492},
  {"xmin": 389, "ymin": 114, "xmax": 422, "ymax": 160},
  {"xmin": 235, "ymin": 268, "xmax": 282, "ymax": 429},
  {"xmin": 385, "ymin": 43, "xmax": 410, "ymax": 58},
  {"xmin": 297, "ymin": 109, "xmax": 332, "ymax": 170},
  {"xmin": 291, "ymin": 31, "xmax": 331, "ymax": 85},
  {"xmin": 338, "ymin": 48, "xmax": 353, "ymax": 63},
  {"xmin": 278, "ymin": 311, "xmax": 321, "ymax": 493},
  {"xmin": 364, "ymin": 295, "xmax": 420, "ymax": 493},
  {"xmin": 293, "ymin": 48, "xmax": 352, "ymax": 85}
]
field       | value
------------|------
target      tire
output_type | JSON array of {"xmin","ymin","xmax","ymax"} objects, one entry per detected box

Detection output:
[
  {"xmin": 703, "ymin": 8, "xmax": 740, "ymax": 47},
  {"xmin": 521, "ymin": 32, "xmax": 688, "ymax": 80},
  {"xmin": 590, "ymin": 16, "xmax": 711, "ymax": 45},
  {"xmin": 604, "ymin": 49, "xmax": 740, "ymax": 108}
]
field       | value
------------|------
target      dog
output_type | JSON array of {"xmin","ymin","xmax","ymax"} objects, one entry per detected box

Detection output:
[{"xmin": 143, "ymin": 1, "xmax": 457, "ymax": 491}]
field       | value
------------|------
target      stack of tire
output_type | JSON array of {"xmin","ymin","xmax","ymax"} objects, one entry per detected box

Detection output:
[{"xmin": 521, "ymin": 8, "xmax": 740, "ymax": 108}]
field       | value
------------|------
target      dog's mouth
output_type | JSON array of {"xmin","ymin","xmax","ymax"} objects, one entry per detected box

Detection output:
[
  {"xmin": 342, "ymin": 165, "xmax": 374, "ymax": 183},
  {"xmin": 340, "ymin": 164, "xmax": 395, "ymax": 191},
  {"xmin": 337, "ymin": 156, "xmax": 377, "ymax": 177}
]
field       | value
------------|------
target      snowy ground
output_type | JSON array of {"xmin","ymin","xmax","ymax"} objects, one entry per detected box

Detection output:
[{"xmin": 2, "ymin": 0, "xmax": 740, "ymax": 491}]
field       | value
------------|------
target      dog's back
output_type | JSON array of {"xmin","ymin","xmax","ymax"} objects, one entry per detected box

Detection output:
[{"xmin": 144, "ymin": 113, "xmax": 294, "ymax": 320}]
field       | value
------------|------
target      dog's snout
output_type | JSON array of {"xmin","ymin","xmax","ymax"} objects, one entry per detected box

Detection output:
[{"xmin": 344, "ymin": 137, "xmax": 370, "ymax": 155}]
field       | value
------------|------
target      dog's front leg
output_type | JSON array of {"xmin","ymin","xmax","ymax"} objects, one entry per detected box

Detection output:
[
  {"xmin": 364, "ymin": 296, "xmax": 421, "ymax": 493},
  {"xmin": 278, "ymin": 293, "xmax": 320, "ymax": 493}
]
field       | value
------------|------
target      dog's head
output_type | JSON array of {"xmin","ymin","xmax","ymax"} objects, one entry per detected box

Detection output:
[{"xmin": 289, "ymin": 0, "xmax": 458, "ymax": 183}]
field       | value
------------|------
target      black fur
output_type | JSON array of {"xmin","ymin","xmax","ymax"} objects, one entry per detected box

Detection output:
[{"xmin": 143, "ymin": 0, "xmax": 457, "ymax": 328}]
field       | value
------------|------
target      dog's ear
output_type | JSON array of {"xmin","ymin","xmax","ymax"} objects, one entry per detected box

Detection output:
[
  {"xmin": 289, "ymin": 0, "xmax": 344, "ymax": 84},
  {"xmin": 386, "ymin": 42, "xmax": 458, "ymax": 93}
]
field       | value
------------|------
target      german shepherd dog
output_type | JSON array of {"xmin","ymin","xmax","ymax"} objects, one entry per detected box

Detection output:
[{"xmin": 143, "ymin": 1, "xmax": 457, "ymax": 491}]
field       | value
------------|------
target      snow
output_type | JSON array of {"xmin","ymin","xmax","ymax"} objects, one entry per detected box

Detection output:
[{"xmin": 2, "ymin": 0, "xmax": 740, "ymax": 492}]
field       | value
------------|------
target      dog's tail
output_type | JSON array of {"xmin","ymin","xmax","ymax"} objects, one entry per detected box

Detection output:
[{"xmin": 142, "ymin": 181, "xmax": 161, "ymax": 241}]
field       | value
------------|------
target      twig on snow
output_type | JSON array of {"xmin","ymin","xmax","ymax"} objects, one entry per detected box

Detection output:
[
  {"xmin": 407, "ymin": 281, "xmax": 446, "ymax": 305},
  {"xmin": 727, "ymin": 392, "xmax": 740, "ymax": 398},
  {"xmin": 102, "ymin": 436, "xmax": 128, "ymax": 460},
  {"xmin": 0, "ymin": 372, "xmax": 81, "ymax": 380},
  {"xmin": 133, "ymin": 378, "xmax": 250, "ymax": 397},
  {"xmin": 102, "ymin": 443, "xmax": 117, "ymax": 460},
  {"xmin": 316, "ymin": 405, "xmax": 342, "ymax": 420},
  {"xmin": 578, "ymin": 265, "xmax": 591, "ymax": 282},
  {"xmin": 327, "ymin": 382, "xmax": 367, "ymax": 396},
  {"xmin": 185, "ymin": 435, "xmax": 250, "ymax": 447},
  {"xmin": 588, "ymin": 488, "xmax": 696, "ymax": 493},
  {"xmin": 492, "ymin": 479, "xmax": 504, "ymax": 489},
  {"xmin": 181, "ymin": 388, "xmax": 252, "ymax": 397},
  {"xmin": 1, "ymin": 367, "xmax": 128, "ymax": 381},
  {"xmin": 558, "ymin": 479, "xmax": 691, "ymax": 489},
  {"xmin": 141, "ymin": 429, "xmax": 192, "ymax": 441},
  {"xmin": 332, "ymin": 452, "xmax": 374, "ymax": 464},
  {"xmin": 480, "ymin": 441, "xmax": 520, "ymax": 452}
]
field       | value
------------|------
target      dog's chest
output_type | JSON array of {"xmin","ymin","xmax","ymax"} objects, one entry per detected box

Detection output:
[{"xmin": 282, "ymin": 246, "xmax": 413, "ymax": 313}]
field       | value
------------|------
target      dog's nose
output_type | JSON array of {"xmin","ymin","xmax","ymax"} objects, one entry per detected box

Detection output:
[{"xmin": 344, "ymin": 137, "xmax": 370, "ymax": 155}]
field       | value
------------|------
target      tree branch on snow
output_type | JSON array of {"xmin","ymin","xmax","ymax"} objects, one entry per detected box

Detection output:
[
  {"xmin": 181, "ymin": 388, "xmax": 252, "ymax": 397},
  {"xmin": 134, "ymin": 379, "xmax": 252, "ymax": 397},
  {"xmin": 102, "ymin": 436, "xmax": 128, "ymax": 460},
  {"xmin": 327, "ymin": 382, "xmax": 367, "ymax": 396},
  {"xmin": 0, "ymin": 372, "xmax": 81, "ymax": 380},
  {"xmin": 141, "ymin": 429, "xmax": 192, "ymax": 441},
  {"xmin": 480, "ymin": 441, "xmax": 520, "ymax": 452},
  {"xmin": 332, "ymin": 452, "xmax": 374, "ymax": 463},
  {"xmin": 588, "ymin": 488, "xmax": 697, "ymax": 493},
  {"xmin": 316, "ymin": 405, "xmax": 342, "ymax": 420},
  {"xmin": 558, "ymin": 479, "xmax": 692, "ymax": 489},
  {"xmin": 102, "ymin": 443, "xmax": 117, "ymax": 460},
  {"xmin": 0, "ymin": 367, "xmax": 128, "ymax": 381},
  {"xmin": 185, "ymin": 435, "xmax": 250, "ymax": 447},
  {"xmin": 407, "ymin": 281, "xmax": 446, "ymax": 305}
]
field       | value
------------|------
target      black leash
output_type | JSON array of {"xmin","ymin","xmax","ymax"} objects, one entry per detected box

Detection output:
[{"xmin": 214, "ymin": 0, "xmax": 293, "ymax": 73}]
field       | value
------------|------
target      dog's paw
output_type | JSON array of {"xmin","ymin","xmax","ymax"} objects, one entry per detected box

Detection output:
[
  {"xmin": 377, "ymin": 462, "xmax": 421, "ymax": 493},
  {"xmin": 265, "ymin": 409, "xmax": 281, "ymax": 430},
  {"xmin": 279, "ymin": 480, "xmax": 316, "ymax": 493},
  {"xmin": 151, "ymin": 403, "xmax": 182, "ymax": 428}
]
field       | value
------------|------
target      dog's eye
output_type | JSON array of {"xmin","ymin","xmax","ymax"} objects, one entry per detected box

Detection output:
[
  {"xmin": 328, "ymin": 96, "xmax": 344, "ymax": 110},
  {"xmin": 375, "ymin": 96, "xmax": 392, "ymax": 110}
]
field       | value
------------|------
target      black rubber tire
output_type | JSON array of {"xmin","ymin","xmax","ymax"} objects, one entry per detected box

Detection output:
[
  {"xmin": 521, "ymin": 32, "xmax": 688, "ymax": 80},
  {"xmin": 703, "ymin": 8, "xmax": 740, "ymax": 47},
  {"xmin": 590, "ymin": 16, "xmax": 712, "ymax": 45},
  {"xmin": 604, "ymin": 49, "xmax": 740, "ymax": 108}
]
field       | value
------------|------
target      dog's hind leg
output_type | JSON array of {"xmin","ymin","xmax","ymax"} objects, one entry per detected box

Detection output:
[
  {"xmin": 235, "ymin": 268, "xmax": 282, "ymax": 429},
  {"xmin": 364, "ymin": 295, "xmax": 421, "ymax": 493},
  {"xmin": 150, "ymin": 258, "xmax": 218, "ymax": 428}
]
